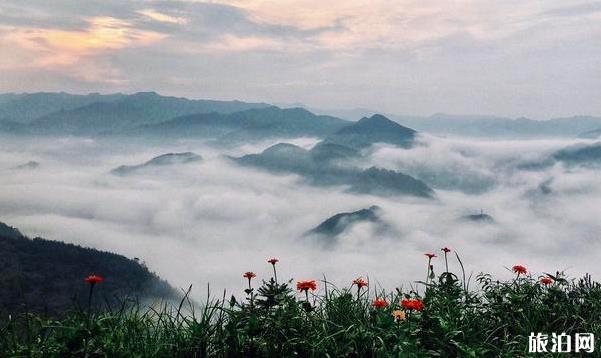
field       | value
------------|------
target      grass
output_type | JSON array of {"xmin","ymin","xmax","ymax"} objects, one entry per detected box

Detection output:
[{"xmin": 1, "ymin": 252, "xmax": 601, "ymax": 357}]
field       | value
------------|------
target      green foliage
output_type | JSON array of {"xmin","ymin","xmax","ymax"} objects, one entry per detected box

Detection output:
[
  {"xmin": 2, "ymin": 261, "xmax": 601, "ymax": 357},
  {"xmin": 0, "ymin": 222, "xmax": 176, "ymax": 316}
]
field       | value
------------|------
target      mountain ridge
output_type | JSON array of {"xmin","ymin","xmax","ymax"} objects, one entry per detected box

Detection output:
[
  {"xmin": 111, "ymin": 152, "xmax": 203, "ymax": 175},
  {"xmin": 306, "ymin": 205, "xmax": 383, "ymax": 240}
]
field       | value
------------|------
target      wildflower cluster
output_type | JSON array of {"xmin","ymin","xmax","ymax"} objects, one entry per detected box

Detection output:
[{"xmin": 2, "ymin": 250, "xmax": 600, "ymax": 357}]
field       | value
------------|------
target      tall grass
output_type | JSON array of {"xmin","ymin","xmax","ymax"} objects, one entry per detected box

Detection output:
[{"xmin": 2, "ymin": 253, "xmax": 600, "ymax": 357}]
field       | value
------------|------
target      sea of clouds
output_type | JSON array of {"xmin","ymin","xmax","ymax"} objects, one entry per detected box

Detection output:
[{"xmin": 1, "ymin": 134, "xmax": 600, "ymax": 299}]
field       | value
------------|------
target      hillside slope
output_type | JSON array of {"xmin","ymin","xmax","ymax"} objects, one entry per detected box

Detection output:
[{"xmin": 0, "ymin": 222, "xmax": 176, "ymax": 315}]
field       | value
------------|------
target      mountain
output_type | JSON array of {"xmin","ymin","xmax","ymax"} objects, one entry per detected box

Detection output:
[
  {"xmin": 391, "ymin": 114, "xmax": 601, "ymax": 138},
  {"xmin": 4, "ymin": 93, "xmax": 601, "ymax": 139},
  {"xmin": 308, "ymin": 142, "xmax": 361, "ymax": 164},
  {"xmin": 462, "ymin": 212, "xmax": 495, "ymax": 223},
  {"xmin": 0, "ymin": 221, "xmax": 176, "ymax": 315},
  {"xmin": 323, "ymin": 114, "xmax": 416, "ymax": 149},
  {"xmin": 349, "ymin": 167, "xmax": 435, "ymax": 198},
  {"xmin": 233, "ymin": 143, "xmax": 434, "ymax": 198},
  {"xmin": 278, "ymin": 103, "xmax": 377, "ymax": 121},
  {"xmin": 235, "ymin": 143, "xmax": 315, "ymax": 174},
  {"xmin": 130, "ymin": 106, "xmax": 350, "ymax": 142},
  {"xmin": 7, "ymin": 92, "xmax": 270, "ymax": 135},
  {"xmin": 111, "ymin": 152, "xmax": 202, "ymax": 175},
  {"xmin": 234, "ymin": 142, "xmax": 359, "ymax": 175},
  {"xmin": 306, "ymin": 206, "xmax": 382, "ymax": 238},
  {"xmin": 0, "ymin": 119, "xmax": 27, "ymax": 133},
  {"xmin": 579, "ymin": 128, "xmax": 601, "ymax": 139},
  {"xmin": 0, "ymin": 92, "xmax": 125, "ymax": 124},
  {"xmin": 518, "ymin": 142, "xmax": 601, "ymax": 170},
  {"xmin": 553, "ymin": 142, "xmax": 601, "ymax": 166},
  {"xmin": 12, "ymin": 161, "xmax": 40, "ymax": 170}
]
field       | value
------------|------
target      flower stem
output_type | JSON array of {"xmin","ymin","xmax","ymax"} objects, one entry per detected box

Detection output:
[
  {"xmin": 444, "ymin": 253, "xmax": 449, "ymax": 273},
  {"xmin": 272, "ymin": 264, "xmax": 278, "ymax": 284},
  {"xmin": 87, "ymin": 283, "xmax": 95, "ymax": 325}
]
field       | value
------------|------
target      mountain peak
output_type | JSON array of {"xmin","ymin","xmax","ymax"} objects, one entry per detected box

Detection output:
[
  {"xmin": 306, "ymin": 206, "xmax": 383, "ymax": 240},
  {"xmin": 323, "ymin": 113, "xmax": 417, "ymax": 149},
  {"xmin": 362, "ymin": 114, "xmax": 390, "ymax": 122},
  {"xmin": 131, "ymin": 91, "xmax": 160, "ymax": 97},
  {"xmin": 352, "ymin": 114, "xmax": 414, "ymax": 131}
]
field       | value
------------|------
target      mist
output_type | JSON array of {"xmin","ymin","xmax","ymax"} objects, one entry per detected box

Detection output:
[{"xmin": 1, "ymin": 134, "xmax": 600, "ymax": 298}]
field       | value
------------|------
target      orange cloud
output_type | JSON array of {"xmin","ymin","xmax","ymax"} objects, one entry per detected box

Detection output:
[{"xmin": 5, "ymin": 16, "xmax": 165, "ymax": 67}]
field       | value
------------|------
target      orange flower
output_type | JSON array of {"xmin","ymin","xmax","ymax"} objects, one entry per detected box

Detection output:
[
  {"xmin": 424, "ymin": 253, "xmax": 437, "ymax": 259},
  {"xmin": 296, "ymin": 280, "xmax": 317, "ymax": 292},
  {"xmin": 441, "ymin": 247, "xmax": 451, "ymax": 253},
  {"xmin": 352, "ymin": 277, "xmax": 368, "ymax": 289},
  {"xmin": 372, "ymin": 298, "xmax": 388, "ymax": 309},
  {"xmin": 391, "ymin": 310, "xmax": 406, "ymax": 321},
  {"xmin": 512, "ymin": 265, "xmax": 527, "ymax": 275},
  {"xmin": 84, "ymin": 275, "xmax": 103, "ymax": 284},
  {"xmin": 267, "ymin": 258, "xmax": 279, "ymax": 265},
  {"xmin": 243, "ymin": 272, "xmax": 256, "ymax": 279},
  {"xmin": 540, "ymin": 277, "xmax": 553, "ymax": 285},
  {"xmin": 400, "ymin": 298, "xmax": 425, "ymax": 311}
]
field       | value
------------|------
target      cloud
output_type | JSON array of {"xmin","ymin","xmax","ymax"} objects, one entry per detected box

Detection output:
[
  {"xmin": 0, "ymin": 0, "xmax": 600, "ymax": 117},
  {"xmin": 4, "ymin": 17, "xmax": 164, "ymax": 66},
  {"xmin": 202, "ymin": 34, "xmax": 283, "ymax": 52},
  {"xmin": 1, "ymin": 135, "xmax": 601, "ymax": 299},
  {"xmin": 137, "ymin": 9, "xmax": 187, "ymax": 24}
]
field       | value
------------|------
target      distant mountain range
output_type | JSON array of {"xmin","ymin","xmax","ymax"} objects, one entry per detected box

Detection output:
[
  {"xmin": 0, "ymin": 221, "xmax": 176, "ymax": 316},
  {"xmin": 391, "ymin": 114, "xmax": 601, "ymax": 138},
  {"xmin": 0, "ymin": 92, "xmax": 126, "ymax": 124},
  {"xmin": 2, "ymin": 92, "xmax": 600, "ymax": 139},
  {"xmin": 0, "ymin": 92, "xmax": 271, "ymax": 135},
  {"xmin": 111, "ymin": 152, "xmax": 202, "ymax": 175},
  {"xmin": 301, "ymin": 105, "xmax": 601, "ymax": 138},
  {"xmin": 127, "ymin": 106, "xmax": 350, "ymax": 142}
]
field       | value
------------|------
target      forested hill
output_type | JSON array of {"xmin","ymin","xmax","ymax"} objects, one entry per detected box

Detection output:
[{"xmin": 0, "ymin": 222, "xmax": 176, "ymax": 316}]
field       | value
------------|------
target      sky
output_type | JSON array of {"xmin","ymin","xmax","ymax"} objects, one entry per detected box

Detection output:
[{"xmin": 0, "ymin": 0, "xmax": 600, "ymax": 119}]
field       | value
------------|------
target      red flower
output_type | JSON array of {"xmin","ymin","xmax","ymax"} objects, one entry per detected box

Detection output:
[
  {"xmin": 352, "ymin": 277, "xmax": 368, "ymax": 289},
  {"xmin": 296, "ymin": 280, "xmax": 317, "ymax": 292},
  {"xmin": 400, "ymin": 299, "xmax": 412, "ymax": 310},
  {"xmin": 540, "ymin": 277, "xmax": 553, "ymax": 285},
  {"xmin": 84, "ymin": 275, "xmax": 103, "ymax": 284},
  {"xmin": 424, "ymin": 253, "xmax": 437, "ymax": 259},
  {"xmin": 512, "ymin": 265, "xmax": 527, "ymax": 275},
  {"xmin": 267, "ymin": 258, "xmax": 279, "ymax": 265},
  {"xmin": 441, "ymin": 247, "xmax": 451, "ymax": 253},
  {"xmin": 400, "ymin": 298, "xmax": 425, "ymax": 311},
  {"xmin": 243, "ymin": 272, "xmax": 256, "ymax": 279},
  {"xmin": 372, "ymin": 298, "xmax": 388, "ymax": 309}
]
